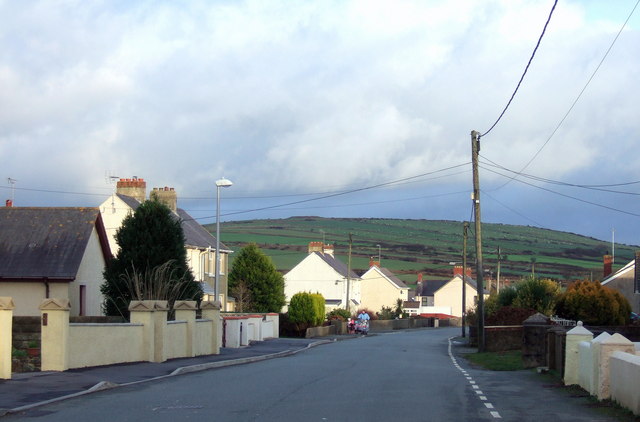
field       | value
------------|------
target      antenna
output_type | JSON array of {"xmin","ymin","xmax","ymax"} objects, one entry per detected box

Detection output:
[
  {"xmin": 7, "ymin": 178, "xmax": 17, "ymax": 203},
  {"xmin": 104, "ymin": 171, "xmax": 120, "ymax": 213}
]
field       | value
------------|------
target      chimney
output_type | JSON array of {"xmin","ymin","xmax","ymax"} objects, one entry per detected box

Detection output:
[
  {"xmin": 323, "ymin": 243, "xmax": 334, "ymax": 257},
  {"xmin": 453, "ymin": 265, "xmax": 463, "ymax": 276},
  {"xmin": 603, "ymin": 254, "xmax": 613, "ymax": 278},
  {"xmin": 308, "ymin": 241, "xmax": 324, "ymax": 254},
  {"xmin": 369, "ymin": 258, "xmax": 380, "ymax": 268},
  {"xmin": 151, "ymin": 186, "xmax": 177, "ymax": 213},
  {"xmin": 417, "ymin": 273, "xmax": 423, "ymax": 283},
  {"xmin": 5, "ymin": 199, "xmax": 12, "ymax": 207},
  {"xmin": 116, "ymin": 177, "xmax": 146, "ymax": 203}
]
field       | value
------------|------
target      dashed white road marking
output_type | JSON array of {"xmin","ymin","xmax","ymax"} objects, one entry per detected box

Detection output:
[{"xmin": 448, "ymin": 337, "xmax": 502, "ymax": 419}]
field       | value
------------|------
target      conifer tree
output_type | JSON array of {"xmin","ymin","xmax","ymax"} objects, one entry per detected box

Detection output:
[
  {"xmin": 228, "ymin": 243, "xmax": 285, "ymax": 313},
  {"xmin": 101, "ymin": 199, "xmax": 202, "ymax": 317}
]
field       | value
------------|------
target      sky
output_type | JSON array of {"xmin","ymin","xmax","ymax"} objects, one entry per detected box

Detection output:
[{"xmin": 1, "ymin": 0, "xmax": 639, "ymax": 246}]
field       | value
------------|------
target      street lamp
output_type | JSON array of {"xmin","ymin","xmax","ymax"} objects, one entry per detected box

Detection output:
[
  {"xmin": 376, "ymin": 244, "xmax": 381, "ymax": 264},
  {"xmin": 215, "ymin": 177, "xmax": 233, "ymax": 307}
]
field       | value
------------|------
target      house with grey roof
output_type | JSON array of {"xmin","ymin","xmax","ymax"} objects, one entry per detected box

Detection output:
[
  {"xmin": 0, "ymin": 206, "xmax": 111, "ymax": 316},
  {"xmin": 284, "ymin": 242, "xmax": 361, "ymax": 312},
  {"xmin": 406, "ymin": 266, "xmax": 486, "ymax": 318},
  {"xmin": 99, "ymin": 178, "xmax": 233, "ymax": 310},
  {"xmin": 360, "ymin": 260, "xmax": 408, "ymax": 313},
  {"xmin": 601, "ymin": 252, "xmax": 640, "ymax": 314}
]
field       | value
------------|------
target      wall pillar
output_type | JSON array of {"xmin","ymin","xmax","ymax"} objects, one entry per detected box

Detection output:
[
  {"xmin": 201, "ymin": 301, "xmax": 221, "ymax": 355},
  {"xmin": 564, "ymin": 322, "xmax": 593, "ymax": 386},
  {"xmin": 129, "ymin": 300, "xmax": 156, "ymax": 362},
  {"xmin": 522, "ymin": 313, "xmax": 551, "ymax": 368},
  {"xmin": 598, "ymin": 333, "xmax": 635, "ymax": 400},
  {"xmin": 174, "ymin": 300, "xmax": 197, "ymax": 357},
  {"xmin": 153, "ymin": 301, "xmax": 168, "ymax": 363},
  {"xmin": 0, "ymin": 297, "xmax": 15, "ymax": 379},
  {"xmin": 39, "ymin": 298, "xmax": 70, "ymax": 371}
]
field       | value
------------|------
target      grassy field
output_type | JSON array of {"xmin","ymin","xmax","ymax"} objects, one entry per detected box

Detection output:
[{"xmin": 207, "ymin": 217, "xmax": 637, "ymax": 288}]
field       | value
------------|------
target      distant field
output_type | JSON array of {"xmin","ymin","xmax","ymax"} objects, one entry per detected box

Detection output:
[{"xmin": 207, "ymin": 217, "xmax": 637, "ymax": 288}]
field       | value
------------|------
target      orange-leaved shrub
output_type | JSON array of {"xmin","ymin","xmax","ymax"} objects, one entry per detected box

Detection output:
[{"xmin": 555, "ymin": 280, "xmax": 631, "ymax": 326}]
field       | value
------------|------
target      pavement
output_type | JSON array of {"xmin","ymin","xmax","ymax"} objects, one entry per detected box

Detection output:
[{"xmin": 0, "ymin": 337, "xmax": 335, "ymax": 417}]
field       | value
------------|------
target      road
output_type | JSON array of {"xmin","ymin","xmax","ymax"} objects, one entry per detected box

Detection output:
[{"xmin": 2, "ymin": 328, "xmax": 623, "ymax": 421}]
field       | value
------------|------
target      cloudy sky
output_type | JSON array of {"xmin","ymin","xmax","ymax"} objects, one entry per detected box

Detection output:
[{"xmin": 1, "ymin": 0, "xmax": 639, "ymax": 245}]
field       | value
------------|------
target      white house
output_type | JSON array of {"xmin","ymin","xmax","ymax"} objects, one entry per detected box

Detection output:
[
  {"xmin": 284, "ymin": 242, "xmax": 361, "ymax": 312},
  {"xmin": 360, "ymin": 261, "xmax": 409, "ymax": 313},
  {"xmin": 407, "ymin": 266, "xmax": 486, "ymax": 318},
  {"xmin": 0, "ymin": 206, "xmax": 111, "ymax": 316},
  {"xmin": 601, "ymin": 252, "xmax": 640, "ymax": 314},
  {"xmin": 99, "ymin": 177, "xmax": 234, "ymax": 310}
]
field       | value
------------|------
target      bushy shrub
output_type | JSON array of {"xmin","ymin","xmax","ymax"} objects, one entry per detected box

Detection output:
[
  {"xmin": 485, "ymin": 306, "xmax": 537, "ymax": 325},
  {"xmin": 377, "ymin": 306, "xmax": 395, "ymax": 320},
  {"xmin": 309, "ymin": 293, "xmax": 326, "ymax": 326},
  {"xmin": 326, "ymin": 308, "xmax": 351, "ymax": 321},
  {"xmin": 354, "ymin": 308, "xmax": 377, "ymax": 320},
  {"xmin": 288, "ymin": 292, "xmax": 315, "ymax": 325},
  {"xmin": 512, "ymin": 277, "xmax": 561, "ymax": 316},
  {"xmin": 556, "ymin": 280, "xmax": 631, "ymax": 326}
]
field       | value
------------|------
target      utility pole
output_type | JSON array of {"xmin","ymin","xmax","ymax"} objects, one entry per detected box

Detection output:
[
  {"xmin": 471, "ymin": 130, "xmax": 485, "ymax": 352},
  {"xmin": 496, "ymin": 246, "xmax": 501, "ymax": 293},
  {"xmin": 462, "ymin": 221, "xmax": 468, "ymax": 338},
  {"xmin": 346, "ymin": 233, "xmax": 353, "ymax": 312}
]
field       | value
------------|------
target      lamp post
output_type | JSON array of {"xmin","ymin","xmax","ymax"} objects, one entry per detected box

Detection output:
[
  {"xmin": 376, "ymin": 244, "xmax": 381, "ymax": 264},
  {"xmin": 215, "ymin": 177, "xmax": 233, "ymax": 306}
]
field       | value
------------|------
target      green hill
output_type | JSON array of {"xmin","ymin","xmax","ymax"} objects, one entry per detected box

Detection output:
[{"xmin": 207, "ymin": 217, "xmax": 637, "ymax": 289}]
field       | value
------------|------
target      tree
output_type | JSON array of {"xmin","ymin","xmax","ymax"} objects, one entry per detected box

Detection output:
[
  {"xmin": 230, "ymin": 280, "xmax": 253, "ymax": 313},
  {"xmin": 101, "ymin": 199, "xmax": 202, "ymax": 317},
  {"xmin": 556, "ymin": 280, "xmax": 630, "ymax": 325},
  {"xmin": 288, "ymin": 292, "xmax": 315, "ymax": 325},
  {"xmin": 228, "ymin": 243, "xmax": 285, "ymax": 313}
]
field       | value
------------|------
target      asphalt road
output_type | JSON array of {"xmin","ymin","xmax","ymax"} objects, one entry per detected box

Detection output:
[{"xmin": 2, "ymin": 328, "xmax": 625, "ymax": 421}]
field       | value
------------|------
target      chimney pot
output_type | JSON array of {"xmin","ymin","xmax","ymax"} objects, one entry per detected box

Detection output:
[
  {"xmin": 603, "ymin": 254, "xmax": 613, "ymax": 278},
  {"xmin": 5, "ymin": 199, "xmax": 12, "ymax": 207}
]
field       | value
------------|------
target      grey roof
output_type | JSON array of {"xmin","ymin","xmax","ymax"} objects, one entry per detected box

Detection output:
[
  {"xmin": 416, "ymin": 275, "xmax": 485, "ymax": 296},
  {"xmin": 177, "ymin": 209, "xmax": 230, "ymax": 251},
  {"xmin": 0, "ymin": 207, "xmax": 110, "ymax": 280},
  {"xmin": 379, "ymin": 267, "xmax": 408, "ymax": 289},
  {"xmin": 313, "ymin": 252, "xmax": 359, "ymax": 279},
  {"xmin": 416, "ymin": 280, "xmax": 448, "ymax": 296},
  {"xmin": 116, "ymin": 194, "xmax": 229, "ymax": 251}
]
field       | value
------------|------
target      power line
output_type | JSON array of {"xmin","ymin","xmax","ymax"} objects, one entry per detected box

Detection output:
[
  {"xmin": 192, "ymin": 162, "xmax": 471, "ymax": 221},
  {"xmin": 481, "ymin": 0, "xmax": 558, "ymax": 138},
  {"xmin": 480, "ymin": 164, "xmax": 640, "ymax": 218},
  {"xmin": 481, "ymin": 189, "xmax": 544, "ymax": 227},
  {"xmin": 480, "ymin": 157, "xmax": 640, "ymax": 195},
  {"xmin": 485, "ymin": 0, "xmax": 640, "ymax": 185}
]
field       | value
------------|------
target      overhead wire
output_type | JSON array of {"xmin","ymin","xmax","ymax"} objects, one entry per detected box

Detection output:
[
  {"xmin": 485, "ymin": 0, "xmax": 640, "ymax": 187},
  {"xmin": 480, "ymin": 164, "xmax": 640, "ymax": 218},
  {"xmin": 481, "ymin": 0, "xmax": 558, "ymax": 138}
]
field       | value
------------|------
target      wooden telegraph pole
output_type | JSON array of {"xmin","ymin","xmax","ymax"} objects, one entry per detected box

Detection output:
[
  {"xmin": 346, "ymin": 233, "xmax": 353, "ymax": 312},
  {"xmin": 462, "ymin": 221, "xmax": 468, "ymax": 338},
  {"xmin": 471, "ymin": 130, "xmax": 485, "ymax": 352}
]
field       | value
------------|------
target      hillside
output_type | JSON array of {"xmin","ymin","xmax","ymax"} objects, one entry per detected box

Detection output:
[{"xmin": 207, "ymin": 217, "xmax": 637, "ymax": 288}]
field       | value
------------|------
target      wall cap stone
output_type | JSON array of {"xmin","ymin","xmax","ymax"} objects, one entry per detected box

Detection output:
[
  {"xmin": 200, "ymin": 301, "xmax": 221, "ymax": 310},
  {"xmin": 129, "ymin": 300, "xmax": 156, "ymax": 312},
  {"xmin": 154, "ymin": 301, "xmax": 169, "ymax": 311},
  {"xmin": 173, "ymin": 300, "xmax": 197, "ymax": 311},
  {"xmin": 39, "ymin": 298, "xmax": 71, "ymax": 311},
  {"xmin": 593, "ymin": 332, "xmax": 612, "ymax": 343},
  {"xmin": 567, "ymin": 321, "xmax": 593, "ymax": 336},
  {"xmin": 523, "ymin": 312, "xmax": 550, "ymax": 325},
  {"xmin": 0, "ymin": 297, "xmax": 15, "ymax": 310},
  {"xmin": 601, "ymin": 333, "xmax": 633, "ymax": 345}
]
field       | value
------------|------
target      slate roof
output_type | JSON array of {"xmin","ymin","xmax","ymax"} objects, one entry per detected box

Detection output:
[
  {"xmin": 0, "ymin": 207, "xmax": 110, "ymax": 280},
  {"xmin": 379, "ymin": 267, "xmax": 408, "ymax": 289},
  {"xmin": 416, "ymin": 275, "xmax": 485, "ymax": 296},
  {"xmin": 602, "ymin": 259, "xmax": 635, "ymax": 286},
  {"xmin": 115, "ymin": 194, "xmax": 230, "ymax": 251},
  {"xmin": 313, "ymin": 252, "xmax": 359, "ymax": 279}
]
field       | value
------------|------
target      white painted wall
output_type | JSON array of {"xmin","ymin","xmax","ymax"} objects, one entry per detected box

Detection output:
[
  {"xmin": 360, "ymin": 267, "xmax": 408, "ymax": 313},
  {"xmin": 69, "ymin": 226, "xmax": 107, "ymax": 316},
  {"xmin": 284, "ymin": 253, "xmax": 361, "ymax": 310}
]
